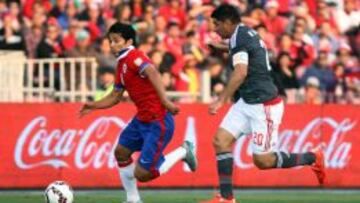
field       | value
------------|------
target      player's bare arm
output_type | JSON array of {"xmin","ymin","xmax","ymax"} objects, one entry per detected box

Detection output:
[
  {"xmin": 78, "ymin": 88, "xmax": 124, "ymax": 118},
  {"xmin": 209, "ymin": 64, "xmax": 248, "ymax": 115},
  {"xmin": 208, "ymin": 41, "xmax": 229, "ymax": 52},
  {"xmin": 143, "ymin": 65, "xmax": 180, "ymax": 115}
]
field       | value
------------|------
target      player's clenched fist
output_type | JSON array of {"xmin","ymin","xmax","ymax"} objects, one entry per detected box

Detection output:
[
  {"xmin": 78, "ymin": 102, "xmax": 93, "ymax": 118},
  {"xmin": 209, "ymin": 98, "xmax": 225, "ymax": 115},
  {"xmin": 163, "ymin": 99, "xmax": 180, "ymax": 115}
]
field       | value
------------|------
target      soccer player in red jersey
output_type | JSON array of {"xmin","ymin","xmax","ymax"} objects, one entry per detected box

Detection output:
[{"xmin": 79, "ymin": 22, "xmax": 197, "ymax": 203}]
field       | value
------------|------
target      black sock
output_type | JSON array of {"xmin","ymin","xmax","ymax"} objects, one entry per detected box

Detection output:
[
  {"xmin": 216, "ymin": 152, "xmax": 233, "ymax": 199},
  {"xmin": 275, "ymin": 151, "xmax": 316, "ymax": 168}
]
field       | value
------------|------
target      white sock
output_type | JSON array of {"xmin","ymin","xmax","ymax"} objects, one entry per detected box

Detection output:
[
  {"xmin": 119, "ymin": 162, "xmax": 141, "ymax": 202},
  {"xmin": 159, "ymin": 146, "xmax": 187, "ymax": 175}
]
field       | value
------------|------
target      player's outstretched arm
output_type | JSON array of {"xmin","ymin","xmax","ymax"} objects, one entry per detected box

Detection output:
[
  {"xmin": 207, "ymin": 41, "xmax": 229, "ymax": 52},
  {"xmin": 78, "ymin": 88, "xmax": 124, "ymax": 118},
  {"xmin": 143, "ymin": 65, "xmax": 179, "ymax": 115},
  {"xmin": 209, "ymin": 64, "xmax": 248, "ymax": 115}
]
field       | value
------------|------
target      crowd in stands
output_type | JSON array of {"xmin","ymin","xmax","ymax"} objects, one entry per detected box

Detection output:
[{"xmin": 0, "ymin": 0, "xmax": 359, "ymax": 104}]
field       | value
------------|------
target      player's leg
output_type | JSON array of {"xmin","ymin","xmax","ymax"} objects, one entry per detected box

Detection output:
[
  {"xmin": 249, "ymin": 100, "xmax": 325, "ymax": 184},
  {"xmin": 115, "ymin": 145, "xmax": 142, "ymax": 203},
  {"xmin": 115, "ymin": 118, "xmax": 143, "ymax": 203},
  {"xmin": 213, "ymin": 128, "xmax": 237, "ymax": 200},
  {"xmin": 133, "ymin": 112, "xmax": 195, "ymax": 182},
  {"xmin": 158, "ymin": 140, "xmax": 197, "ymax": 175},
  {"xmin": 201, "ymin": 101, "xmax": 251, "ymax": 203}
]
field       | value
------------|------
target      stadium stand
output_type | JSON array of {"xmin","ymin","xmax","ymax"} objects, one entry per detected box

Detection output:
[{"xmin": 0, "ymin": 0, "xmax": 358, "ymax": 104}]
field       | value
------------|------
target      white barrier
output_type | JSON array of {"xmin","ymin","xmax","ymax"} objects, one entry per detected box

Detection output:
[
  {"xmin": 0, "ymin": 53, "xmax": 211, "ymax": 103},
  {"xmin": 0, "ymin": 51, "xmax": 26, "ymax": 102},
  {"xmin": 24, "ymin": 57, "xmax": 97, "ymax": 102}
]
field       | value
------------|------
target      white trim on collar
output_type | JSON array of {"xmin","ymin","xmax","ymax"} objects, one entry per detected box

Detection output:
[
  {"xmin": 230, "ymin": 25, "xmax": 240, "ymax": 49},
  {"xmin": 116, "ymin": 45, "xmax": 135, "ymax": 61},
  {"xmin": 230, "ymin": 23, "xmax": 245, "ymax": 49}
]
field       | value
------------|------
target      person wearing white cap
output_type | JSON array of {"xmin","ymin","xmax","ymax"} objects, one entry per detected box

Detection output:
[
  {"xmin": 306, "ymin": 76, "xmax": 320, "ymax": 88},
  {"xmin": 336, "ymin": 42, "xmax": 357, "ymax": 70},
  {"xmin": 261, "ymin": 0, "xmax": 288, "ymax": 36},
  {"xmin": 304, "ymin": 76, "xmax": 322, "ymax": 104},
  {"xmin": 65, "ymin": 29, "xmax": 97, "ymax": 58}
]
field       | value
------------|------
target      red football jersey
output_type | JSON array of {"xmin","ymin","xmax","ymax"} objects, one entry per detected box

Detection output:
[{"xmin": 114, "ymin": 46, "xmax": 166, "ymax": 122}]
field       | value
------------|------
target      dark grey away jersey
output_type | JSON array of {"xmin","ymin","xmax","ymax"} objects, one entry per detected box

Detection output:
[{"xmin": 229, "ymin": 24, "xmax": 278, "ymax": 104}]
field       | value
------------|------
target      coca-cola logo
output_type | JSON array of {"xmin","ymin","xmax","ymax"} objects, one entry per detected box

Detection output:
[
  {"xmin": 14, "ymin": 116, "xmax": 356, "ymax": 171},
  {"xmin": 234, "ymin": 117, "xmax": 356, "ymax": 169},
  {"xmin": 15, "ymin": 116, "xmax": 127, "ymax": 169}
]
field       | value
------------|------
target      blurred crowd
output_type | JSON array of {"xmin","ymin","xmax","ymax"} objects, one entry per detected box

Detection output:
[{"xmin": 0, "ymin": 0, "xmax": 359, "ymax": 104}]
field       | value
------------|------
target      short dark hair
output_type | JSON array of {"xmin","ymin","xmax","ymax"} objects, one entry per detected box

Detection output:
[
  {"xmin": 108, "ymin": 22, "xmax": 137, "ymax": 46},
  {"xmin": 98, "ymin": 67, "xmax": 115, "ymax": 75},
  {"xmin": 211, "ymin": 4, "xmax": 241, "ymax": 23},
  {"xmin": 166, "ymin": 21, "xmax": 180, "ymax": 30}
]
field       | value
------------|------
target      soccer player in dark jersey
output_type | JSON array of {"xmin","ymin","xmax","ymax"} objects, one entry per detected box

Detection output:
[
  {"xmin": 79, "ymin": 22, "xmax": 197, "ymax": 203},
  {"xmin": 201, "ymin": 4, "xmax": 325, "ymax": 203}
]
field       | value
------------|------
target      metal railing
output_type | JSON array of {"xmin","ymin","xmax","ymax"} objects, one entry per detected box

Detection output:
[
  {"xmin": 0, "ymin": 52, "xmax": 211, "ymax": 103},
  {"xmin": 24, "ymin": 57, "xmax": 98, "ymax": 102}
]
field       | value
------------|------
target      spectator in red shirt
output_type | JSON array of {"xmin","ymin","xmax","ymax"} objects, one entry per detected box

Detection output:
[
  {"xmin": 163, "ymin": 22, "xmax": 184, "ymax": 62},
  {"xmin": 158, "ymin": 0, "xmax": 187, "ymax": 29},
  {"xmin": 277, "ymin": 0, "xmax": 291, "ymax": 15},
  {"xmin": 262, "ymin": 0, "xmax": 288, "ymax": 36},
  {"xmin": 23, "ymin": 0, "xmax": 51, "ymax": 19},
  {"xmin": 61, "ymin": 20, "xmax": 79, "ymax": 51},
  {"xmin": 131, "ymin": 0, "xmax": 145, "ymax": 21},
  {"xmin": 313, "ymin": 0, "xmax": 337, "ymax": 31},
  {"xmin": 290, "ymin": 22, "xmax": 315, "ymax": 69}
]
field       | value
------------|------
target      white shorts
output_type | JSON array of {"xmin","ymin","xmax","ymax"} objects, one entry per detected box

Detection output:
[{"xmin": 220, "ymin": 97, "xmax": 284, "ymax": 154}]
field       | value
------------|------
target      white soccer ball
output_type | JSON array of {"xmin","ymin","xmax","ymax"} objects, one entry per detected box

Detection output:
[{"xmin": 44, "ymin": 181, "xmax": 74, "ymax": 203}]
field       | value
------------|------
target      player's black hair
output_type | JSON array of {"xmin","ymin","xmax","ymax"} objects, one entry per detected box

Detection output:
[
  {"xmin": 107, "ymin": 22, "xmax": 137, "ymax": 46},
  {"xmin": 211, "ymin": 4, "xmax": 241, "ymax": 23},
  {"xmin": 254, "ymin": 23, "xmax": 267, "ymax": 31},
  {"xmin": 98, "ymin": 67, "xmax": 115, "ymax": 75},
  {"xmin": 166, "ymin": 21, "xmax": 180, "ymax": 30},
  {"xmin": 186, "ymin": 30, "xmax": 196, "ymax": 38}
]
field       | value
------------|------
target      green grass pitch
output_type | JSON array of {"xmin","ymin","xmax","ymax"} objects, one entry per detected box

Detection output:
[{"xmin": 1, "ymin": 189, "xmax": 360, "ymax": 203}]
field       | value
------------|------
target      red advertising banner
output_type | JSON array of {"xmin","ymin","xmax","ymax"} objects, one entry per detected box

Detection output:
[{"xmin": 0, "ymin": 103, "xmax": 359, "ymax": 188}]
